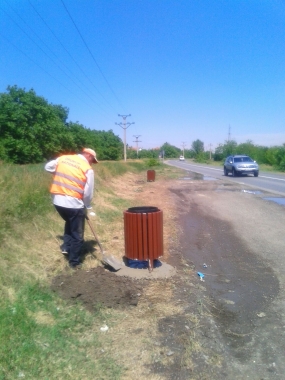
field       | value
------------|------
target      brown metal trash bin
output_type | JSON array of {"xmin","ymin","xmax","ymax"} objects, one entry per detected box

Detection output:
[
  {"xmin": 124, "ymin": 206, "xmax": 163, "ymax": 270},
  {"xmin": 147, "ymin": 170, "xmax": 155, "ymax": 182}
]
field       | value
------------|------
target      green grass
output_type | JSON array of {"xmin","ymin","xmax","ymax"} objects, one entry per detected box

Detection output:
[
  {"xmin": 96, "ymin": 159, "xmax": 148, "ymax": 180},
  {"xmin": 0, "ymin": 164, "xmax": 53, "ymax": 242},
  {"xmin": 0, "ymin": 161, "xmax": 149, "ymax": 237},
  {"xmin": 0, "ymin": 159, "xmax": 186, "ymax": 379},
  {"xmin": 0, "ymin": 283, "xmax": 121, "ymax": 380},
  {"xmin": 2, "ymin": 157, "xmax": 281, "ymax": 378},
  {"xmin": 258, "ymin": 163, "xmax": 285, "ymax": 173},
  {"xmin": 1, "ymin": 159, "xmax": 182, "ymax": 379}
]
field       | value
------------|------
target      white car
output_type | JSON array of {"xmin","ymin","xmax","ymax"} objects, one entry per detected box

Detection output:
[{"xmin": 179, "ymin": 156, "xmax": 185, "ymax": 161}]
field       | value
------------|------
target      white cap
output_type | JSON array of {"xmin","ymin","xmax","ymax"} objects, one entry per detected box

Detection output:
[{"xmin": 82, "ymin": 148, "xmax": 98, "ymax": 163}]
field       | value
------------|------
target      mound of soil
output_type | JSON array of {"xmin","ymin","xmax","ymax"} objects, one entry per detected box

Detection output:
[{"xmin": 51, "ymin": 266, "xmax": 145, "ymax": 311}]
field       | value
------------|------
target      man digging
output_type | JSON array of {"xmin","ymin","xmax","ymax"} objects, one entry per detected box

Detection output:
[{"xmin": 45, "ymin": 148, "xmax": 98, "ymax": 269}]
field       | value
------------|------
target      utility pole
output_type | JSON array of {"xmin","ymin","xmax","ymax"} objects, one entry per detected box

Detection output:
[
  {"xmin": 133, "ymin": 135, "xmax": 142, "ymax": 157},
  {"xmin": 115, "ymin": 114, "xmax": 134, "ymax": 162},
  {"xmin": 181, "ymin": 142, "xmax": 186, "ymax": 157},
  {"xmin": 209, "ymin": 143, "xmax": 212, "ymax": 160}
]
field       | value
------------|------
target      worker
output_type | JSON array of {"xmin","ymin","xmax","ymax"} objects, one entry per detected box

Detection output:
[{"xmin": 45, "ymin": 148, "xmax": 98, "ymax": 269}]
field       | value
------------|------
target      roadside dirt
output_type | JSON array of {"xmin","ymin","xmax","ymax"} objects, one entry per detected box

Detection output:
[{"xmin": 51, "ymin": 170, "xmax": 285, "ymax": 379}]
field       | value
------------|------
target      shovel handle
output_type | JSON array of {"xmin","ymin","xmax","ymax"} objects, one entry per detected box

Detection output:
[{"xmin": 85, "ymin": 215, "xmax": 104, "ymax": 254}]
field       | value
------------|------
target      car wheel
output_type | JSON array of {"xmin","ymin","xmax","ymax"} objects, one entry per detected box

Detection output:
[
  {"xmin": 224, "ymin": 167, "xmax": 228, "ymax": 176},
  {"xmin": 254, "ymin": 171, "xmax": 259, "ymax": 177},
  {"xmin": 232, "ymin": 168, "xmax": 236, "ymax": 177}
]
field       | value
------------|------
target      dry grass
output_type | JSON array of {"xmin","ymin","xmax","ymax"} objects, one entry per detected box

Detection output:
[
  {"xmin": 86, "ymin": 171, "xmax": 180, "ymax": 264},
  {"xmin": 1, "ymin": 167, "xmax": 180, "ymax": 289},
  {"xmin": 105, "ymin": 281, "xmax": 184, "ymax": 380},
  {"xmin": 80, "ymin": 170, "xmax": 211, "ymax": 379},
  {"xmin": 62, "ymin": 170, "xmax": 186, "ymax": 380},
  {"xmin": 1, "ymin": 162, "xmax": 217, "ymax": 379}
]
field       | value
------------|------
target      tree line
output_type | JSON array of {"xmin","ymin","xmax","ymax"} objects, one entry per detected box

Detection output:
[
  {"xmin": 1, "ymin": 86, "xmax": 284, "ymax": 171},
  {"xmin": 188, "ymin": 139, "xmax": 285, "ymax": 171},
  {"xmin": 213, "ymin": 140, "xmax": 285, "ymax": 171},
  {"xmin": 130, "ymin": 139, "xmax": 285, "ymax": 172},
  {"xmin": 0, "ymin": 86, "xmax": 123, "ymax": 164}
]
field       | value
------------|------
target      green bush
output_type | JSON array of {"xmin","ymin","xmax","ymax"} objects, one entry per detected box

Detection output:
[
  {"xmin": 194, "ymin": 152, "xmax": 209, "ymax": 163},
  {"xmin": 146, "ymin": 158, "xmax": 160, "ymax": 167}
]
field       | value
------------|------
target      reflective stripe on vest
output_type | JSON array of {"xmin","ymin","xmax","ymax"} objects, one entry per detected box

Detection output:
[
  {"xmin": 51, "ymin": 180, "xmax": 84, "ymax": 195},
  {"xmin": 55, "ymin": 172, "xmax": 86, "ymax": 186},
  {"xmin": 50, "ymin": 155, "xmax": 91, "ymax": 199}
]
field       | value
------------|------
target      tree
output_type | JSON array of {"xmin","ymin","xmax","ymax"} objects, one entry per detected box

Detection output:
[
  {"xmin": 51, "ymin": 104, "xmax": 69, "ymax": 123},
  {"xmin": 191, "ymin": 139, "xmax": 204, "ymax": 155},
  {"xmin": 0, "ymin": 86, "xmax": 68, "ymax": 163},
  {"xmin": 184, "ymin": 149, "xmax": 195, "ymax": 159},
  {"xmin": 265, "ymin": 145, "xmax": 285, "ymax": 170},
  {"xmin": 0, "ymin": 86, "xmax": 124, "ymax": 163},
  {"xmin": 93, "ymin": 130, "xmax": 123, "ymax": 160},
  {"xmin": 237, "ymin": 140, "xmax": 255, "ymax": 157},
  {"xmin": 160, "ymin": 142, "xmax": 180, "ymax": 158},
  {"xmin": 213, "ymin": 140, "xmax": 237, "ymax": 161}
]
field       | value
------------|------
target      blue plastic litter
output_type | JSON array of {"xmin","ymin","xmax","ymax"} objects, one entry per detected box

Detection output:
[
  {"xmin": 127, "ymin": 259, "xmax": 162, "ymax": 269},
  {"xmin": 197, "ymin": 272, "xmax": 205, "ymax": 279}
]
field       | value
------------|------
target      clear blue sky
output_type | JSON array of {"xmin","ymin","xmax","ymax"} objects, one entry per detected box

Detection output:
[{"xmin": 1, "ymin": 0, "xmax": 285, "ymax": 151}]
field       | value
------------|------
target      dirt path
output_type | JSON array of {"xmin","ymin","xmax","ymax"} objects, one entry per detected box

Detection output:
[
  {"xmin": 168, "ymin": 177, "xmax": 285, "ymax": 379},
  {"xmin": 51, "ymin": 172, "xmax": 285, "ymax": 379}
]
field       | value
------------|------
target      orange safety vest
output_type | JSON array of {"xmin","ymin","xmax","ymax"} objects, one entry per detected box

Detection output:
[{"xmin": 50, "ymin": 155, "xmax": 91, "ymax": 199}]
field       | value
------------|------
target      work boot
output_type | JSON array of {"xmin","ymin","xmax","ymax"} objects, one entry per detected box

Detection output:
[
  {"xmin": 69, "ymin": 264, "xmax": 82, "ymax": 270},
  {"xmin": 60, "ymin": 244, "xmax": 68, "ymax": 255}
]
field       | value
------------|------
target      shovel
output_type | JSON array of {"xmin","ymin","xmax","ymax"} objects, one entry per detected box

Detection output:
[{"xmin": 85, "ymin": 215, "xmax": 123, "ymax": 271}]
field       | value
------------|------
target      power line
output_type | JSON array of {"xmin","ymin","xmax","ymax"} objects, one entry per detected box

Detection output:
[
  {"xmin": 3, "ymin": 0, "xmax": 80, "ymax": 88},
  {"xmin": 0, "ymin": 4, "xmax": 110, "ymax": 115},
  {"xmin": 60, "ymin": 0, "xmax": 125, "ymax": 112},
  {"xmin": 28, "ymin": 0, "xmax": 118, "ymax": 115},
  {"xmin": 1, "ymin": 34, "xmax": 119, "ymax": 125},
  {"xmin": 2, "ymin": 0, "xmax": 130, "ymax": 126},
  {"xmin": 0, "ymin": 33, "xmax": 75, "ymax": 96}
]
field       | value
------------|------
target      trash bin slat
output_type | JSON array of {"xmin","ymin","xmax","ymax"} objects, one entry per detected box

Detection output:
[
  {"xmin": 124, "ymin": 207, "xmax": 163, "ymax": 264},
  {"xmin": 147, "ymin": 170, "xmax": 155, "ymax": 182}
]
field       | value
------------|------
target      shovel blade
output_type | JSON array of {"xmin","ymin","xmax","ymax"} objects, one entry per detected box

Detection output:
[{"xmin": 102, "ymin": 253, "xmax": 123, "ymax": 271}]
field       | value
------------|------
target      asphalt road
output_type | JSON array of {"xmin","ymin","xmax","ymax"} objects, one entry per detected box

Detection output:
[{"xmin": 166, "ymin": 160, "xmax": 285, "ymax": 196}]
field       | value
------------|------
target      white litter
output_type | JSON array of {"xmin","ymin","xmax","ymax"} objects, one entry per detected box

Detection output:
[
  {"xmin": 100, "ymin": 324, "xmax": 109, "ymax": 332},
  {"xmin": 257, "ymin": 312, "xmax": 266, "ymax": 318}
]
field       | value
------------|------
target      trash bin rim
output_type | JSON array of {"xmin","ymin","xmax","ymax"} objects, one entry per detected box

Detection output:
[{"xmin": 126, "ymin": 206, "xmax": 160, "ymax": 213}]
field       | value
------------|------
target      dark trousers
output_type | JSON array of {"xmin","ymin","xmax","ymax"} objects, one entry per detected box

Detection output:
[{"xmin": 55, "ymin": 205, "xmax": 85, "ymax": 267}]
